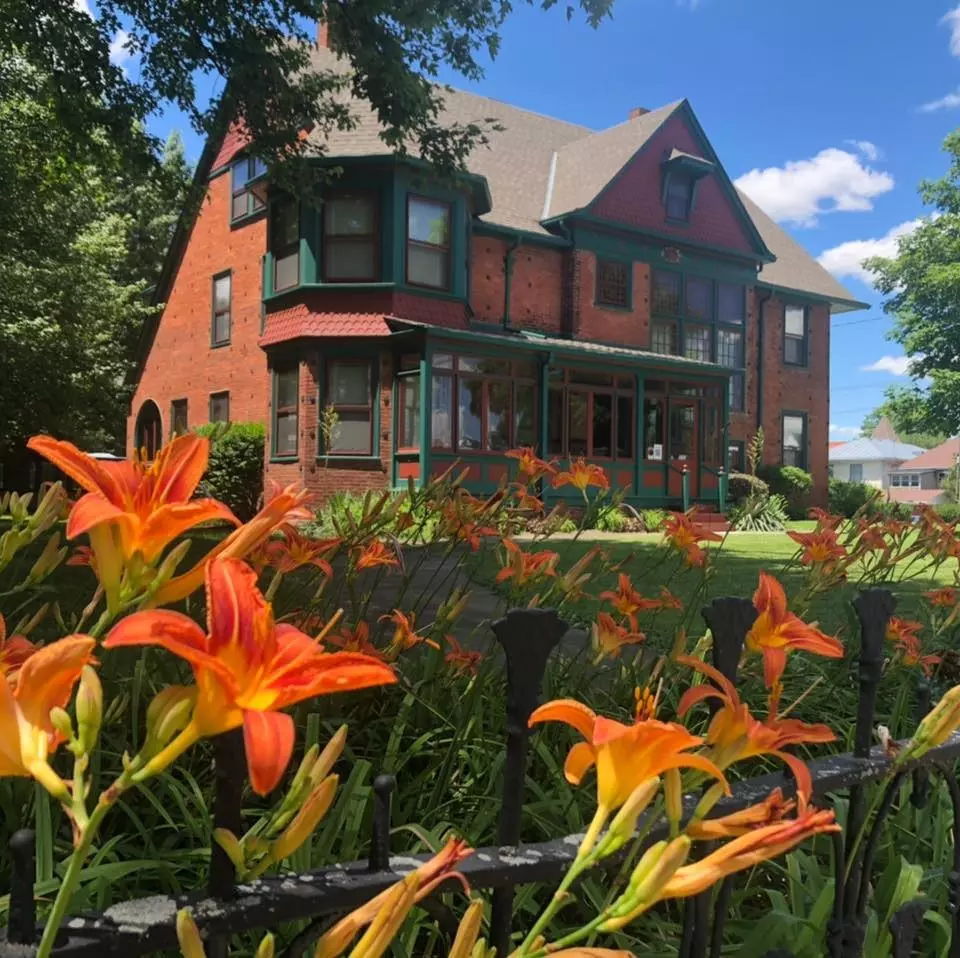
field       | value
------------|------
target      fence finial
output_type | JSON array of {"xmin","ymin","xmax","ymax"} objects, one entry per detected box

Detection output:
[
  {"xmin": 7, "ymin": 828, "xmax": 36, "ymax": 946},
  {"xmin": 852, "ymin": 588, "xmax": 895, "ymax": 758},
  {"xmin": 369, "ymin": 774, "xmax": 396, "ymax": 872}
]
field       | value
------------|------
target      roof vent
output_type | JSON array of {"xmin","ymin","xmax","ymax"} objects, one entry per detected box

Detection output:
[{"xmin": 629, "ymin": 107, "xmax": 650, "ymax": 119}]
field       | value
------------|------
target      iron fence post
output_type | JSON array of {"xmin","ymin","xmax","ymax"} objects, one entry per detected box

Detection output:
[
  {"xmin": 489, "ymin": 608, "xmax": 568, "ymax": 957},
  {"xmin": 368, "ymin": 774, "xmax": 395, "ymax": 872},
  {"xmin": 911, "ymin": 680, "xmax": 932, "ymax": 810},
  {"xmin": 6, "ymin": 829, "xmax": 36, "ymax": 946}
]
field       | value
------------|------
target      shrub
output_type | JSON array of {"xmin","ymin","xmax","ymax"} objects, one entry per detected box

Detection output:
[
  {"xmin": 306, "ymin": 490, "xmax": 443, "ymax": 543},
  {"xmin": 195, "ymin": 422, "xmax": 265, "ymax": 521},
  {"xmin": 936, "ymin": 503, "xmax": 960, "ymax": 522},
  {"xmin": 728, "ymin": 471, "xmax": 769, "ymax": 505},
  {"xmin": 640, "ymin": 508, "xmax": 667, "ymax": 532},
  {"xmin": 593, "ymin": 503, "xmax": 628, "ymax": 532},
  {"xmin": 729, "ymin": 493, "xmax": 789, "ymax": 532},
  {"xmin": 758, "ymin": 465, "xmax": 813, "ymax": 518},
  {"xmin": 828, "ymin": 478, "xmax": 876, "ymax": 518}
]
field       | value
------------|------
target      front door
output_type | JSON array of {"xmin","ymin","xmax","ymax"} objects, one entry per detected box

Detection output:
[{"xmin": 667, "ymin": 399, "xmax": 699, "ymax": 499}]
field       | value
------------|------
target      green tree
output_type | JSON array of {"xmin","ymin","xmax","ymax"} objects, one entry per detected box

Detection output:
[
  {"xmin": 860, "ymin": 386, "xmax": 948, "ymax": 448},
  {"xmin": 867, "ymin": 130, "xmax": 960, "ymax": 434},
  {"xmin": 0, "ymin": 0, "xmax": 615, "ymax": 180}
]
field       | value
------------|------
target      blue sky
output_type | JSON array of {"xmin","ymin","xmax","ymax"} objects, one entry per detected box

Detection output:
[{"xmin": 130, "ymin": 0, "xmax": 960, "ymax": 438}]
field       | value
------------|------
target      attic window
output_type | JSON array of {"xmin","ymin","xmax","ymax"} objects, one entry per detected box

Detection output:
[
  {"xmin": 665, "ymin": 174, "xmax": 694, "ymax": 222},
  {"xmin": 661, "ymin": 151, "xmax": 714, "ymax": 224}
]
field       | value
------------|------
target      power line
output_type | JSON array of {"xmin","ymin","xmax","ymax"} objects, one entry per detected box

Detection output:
[{"xmin": 832, "ymin": 316, "xmax": 888, "ymax": 329}]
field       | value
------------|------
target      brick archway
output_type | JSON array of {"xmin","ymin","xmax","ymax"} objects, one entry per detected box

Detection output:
[{"xmin": 134, "ymin": 400, "xmax": 162, "ymax": 459}]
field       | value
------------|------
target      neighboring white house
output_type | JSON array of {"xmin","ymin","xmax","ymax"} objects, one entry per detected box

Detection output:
[
  {"xmin": 828, "ymin": 437, "xmax": 925, "ymax": 490},
  {"xmin": 886, "ymin": 437, "xmax": 960, "ymax": 506}
]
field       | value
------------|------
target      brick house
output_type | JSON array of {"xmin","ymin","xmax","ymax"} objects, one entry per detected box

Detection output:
[{"xmin": 129, "ymin": 38, "xmax": 864, "ymax": 508}]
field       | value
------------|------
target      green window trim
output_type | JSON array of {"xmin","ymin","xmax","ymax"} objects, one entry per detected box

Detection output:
[
  {"xmin": 209, "ymin": 390, "xmax": 230, "ymax": 424},
  {"xmin": 230, "ymin": 155, "xmax": 268, "ymax": 224},
  {"xmin": 783, "ymin": 304, "xmax": 810, "ymax": 368},
  {"xmin": 405, "ymin": 194, "xmax": 453, "ymax": 292},
  {"xmin": 271, "ymin": 363, "xmax": 300, "ymax": 459},
  {"xmin": 781, "ymin": 410, "xmax": 808, "ymax": 470},
  {"xmin": 594, "ymin": 257, "xmax": 633, "ymax": 311},
  {"xmin": 211, "ymin": 270, "xmax": 232, "ymax": 347}
]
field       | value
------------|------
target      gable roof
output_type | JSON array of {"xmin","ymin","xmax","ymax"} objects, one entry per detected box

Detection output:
[
  {"xmin": 896, "ymin": 437, "xmax": 960, "ymax": 471},
  {"xmin": 828, "ymin": 437, "xmax": 925, "ymax": 463},
  {"xmin": 871, "ymin": 417, "xmax": 900, "ymax": 441}
]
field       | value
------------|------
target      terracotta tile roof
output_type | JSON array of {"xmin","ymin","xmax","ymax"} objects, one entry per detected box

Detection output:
[
  {"xmin": 897, "ymin": 437, "xmax": 960, "ymax": 470},
  {"xmin": 829, "ymin": 441, "xmax": 849, "ymax": 449},
  {"xmin": 886, "ymin": 488, "xmax": 947, "ymax": 505},
  {"xmin": 260, "ymin": 307, "xmax": 391, "ymax": 346}
]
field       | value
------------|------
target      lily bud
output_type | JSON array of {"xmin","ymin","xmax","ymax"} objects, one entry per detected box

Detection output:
[
  {"xmin": 900, "ymin": 684, "xmax": 960, "ymax": 764},
  {"xmin": 49, "ymin": 707, "xmax": 74, "ymax": 741},
  {"xmin": 13, "ymin": 603, "xmax": 49, "ymax": 637},
  {"xmin": 150, "ymin": 540, "xmax": 194, "ymax": 595},
  {"xmin": 449, "ymin": 899, "xmax": 485, "ymax": 958},
  {"xmin": 664, "ymin": 768, "xmax": 683, "ymax": 831},
  {"xmin": 602, "ymin": 837, "xmax": 691, "ymax": 932},
  {"xmin": 214, "ymin": 829, "xmax": 247, "ymax": 871},
  {"xmin": 255, "ymin": 934, "xmax": 275, "ymax": 958},
  {"xmin": 75, "ymin": 666, "xmax": 102, "ymax": 754},
  {"xmin": 176, "ymin": 909, "xmax": 207, "ymax": 958},
  {"xmin": 270, "ymin": 775, "xmax": 338, "ymax": 862},
  {"xmin": 144, "ymin": 686, "xmax": 196, "ymax": 756},
  {"xmin": 348, "ymin": 873, "xmax": 420, "ymax": 958},
  {"xmin": 26, "ymin": 533, "xmax": 67, "ymax": 585},
  {"xmin": 310, "ymin": 726, "xmax": 347, "ymax": 785},
  {"xmin": 598, "ymin": 777, "xmax": 660, "ymax": 857}
]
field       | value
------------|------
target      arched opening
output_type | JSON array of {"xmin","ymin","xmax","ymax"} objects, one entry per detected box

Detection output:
[{"xmin": 134, "ymin": 400, "xmax": 162, "ymax": 460}]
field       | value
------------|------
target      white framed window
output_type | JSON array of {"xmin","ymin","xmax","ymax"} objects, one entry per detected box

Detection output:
[{"xmin": 890, "ymin": 472, "xmax": 920, "ymax": 488}]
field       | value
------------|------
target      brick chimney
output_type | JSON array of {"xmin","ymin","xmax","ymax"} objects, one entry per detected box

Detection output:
[
  {"xmin": 316, "ymin": 20, "xmax": 329, "ymax": 48},
  {"xmin": 629, "ymin": 107, "xmax": 650, "ymax": 119}
]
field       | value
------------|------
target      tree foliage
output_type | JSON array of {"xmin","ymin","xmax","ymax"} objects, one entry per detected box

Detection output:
[
  {"xmin": 867, "ymin": 130, "xmax": 960, "ymax": 435},
  {"xmin": 860, "ymin": 387, "xmax": 948, "ymax": 448}
]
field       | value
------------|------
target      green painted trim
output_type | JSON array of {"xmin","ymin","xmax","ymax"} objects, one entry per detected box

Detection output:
[
  {"xmin": 210, "ymin": 269, "xmax": 232, "ymax": 347},
  {"xmin": 419, "ymin": 354, "xmax": 430, "ymax": 483},
  {"xmin": 299, "ymin": 201, "xmax": 316, "ymax": 286},
  {"xmin": 781, "ymin": 409, "xmax": 809, "ymax": 471},
  {"xmin": 316, "ymin": 348, "xmax": 382, "ymax": 460},
  {"xmin": 634, "ymin": 372, "xmax": 644, "ymax": 496},
  {"xmin": 539, "ymin": 358, "xmax": 550, "ymax": 456},
  {"xmin": 270, "ymin": 456, "xmax": 299, "ymax": 464},
  {"xmin": 270, "ymin": 362, "xmax": 300, "ymax": 460},
  {"xmin": 756, "ymin": 281, "xmax": 869, "ymax": 313},
  {"xmin": 593, "ymin": 255, "xmax": 634, "ymax": 312},
  {"xmin": 472, "ymin": 220, "xmax": 571, "ymax": 249}
]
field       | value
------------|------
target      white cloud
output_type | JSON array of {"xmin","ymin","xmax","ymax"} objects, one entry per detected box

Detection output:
[
  {"xmin": 73, "ymin": 0, "xmax": 92, "ymax": 13},
  {"xmin": 943, "ymin": 4, "xmax": 960, "ymax": 55},
  {"xmin": 817, "ymin": 218, "xmax": 923, "ymax": 283},
  {"xmin": 845, "ymin": 140, "xmax": 880, "ymax": 162},
  {"xmin": 861, "ymin": 355, "xmax": 913, "ymax": 376},
  {"xmin": 920, "ymin": 87, "xmax": 960, "ymax": 112},
  {"xmin": 830, "ymin": 424, "xmax": 861, "ymax": 438},
  {"xmin": 734, "ymin": 148, "xmax": 894, "ymax": 227},
  {"xmin": 109, "ymin": 29, "xmax": 132, "ymax": 65}
]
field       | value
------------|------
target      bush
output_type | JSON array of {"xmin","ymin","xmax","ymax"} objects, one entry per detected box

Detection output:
[
  {"xmin": 729, "ymin": 493, "xmax": 789, "ymax": 532},
  {"xmin": 936, "ymin": 503, "xmax": 960, "ymax": 522},
  {"xmin": 728, "ymin": 472, "xmax": 768, "ymax": 505},
  {"xmin": 306, "ymin": 490, "xmax": 443, "ymax": 543},
  {"xmin": 828, "ymin": 478, "xmax": 876, "ymax": 518},
  {"xmin": 593, "ymin": 503, "xmax": 628, "ymax": 532},
  {"xmin": 195, "ymin": 422, "xmax": 265, "ymax": 521},
  {"xmin": 864, "ymin": 498, "xmax": 913, "ymax": 522},
  {"xmin": 640, "ymin": 508, "xmax": 667, "ymax": 532},
  {"xmin": 757, "ymin": 465, "xmax": 813, "ymax": 519}
]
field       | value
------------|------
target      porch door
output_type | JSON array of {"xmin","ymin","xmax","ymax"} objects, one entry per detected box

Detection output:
[{"xmin": 667, "ymin": 399, "xmax": 699, "ymax": 498}]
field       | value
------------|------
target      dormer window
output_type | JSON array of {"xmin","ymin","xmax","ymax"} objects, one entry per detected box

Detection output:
[
  {"xmin": 665, "ymin": 173, "xmax": 694, "ymax": 222},
  {"xmin": 661, "ymin": 150, "xmax": 714, "ymax": 224}
]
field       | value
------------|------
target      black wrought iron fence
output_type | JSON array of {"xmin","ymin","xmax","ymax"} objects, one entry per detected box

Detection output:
[{"xmin": 1, "ymin": 591, "xmax": 958, "ymax": 958}]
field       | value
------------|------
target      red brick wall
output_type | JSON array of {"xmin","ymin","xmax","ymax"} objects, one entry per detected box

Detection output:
[
  {"xmin": 575, "ymin": 252, "xmax": 651, "ymax": 348},
  {"xmin": 589, "ymin": 114, "xmax": 756, "ymax": 256},
  {"xmin": 128, "ymin": 171, "xmax": 268, "ymax": 451}
]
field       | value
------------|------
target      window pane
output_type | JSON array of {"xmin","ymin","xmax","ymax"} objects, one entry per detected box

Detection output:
[
  {"xmin": 213, "ymin": 312, "xmax": 230, "ymax": 344},
  {"xmin": 567, "ymin": 392, "xmax": 589, "ymax": 457},
  {"xmin": 433, "ymin": 353, "xmax": 454, "ymax": 369},
  {"xmin": 407, "ymin": 246, "xmax": 448, "ymax": 289},
  {"xmin": 432, "ymin": 374, "xmax": 453, "ymax": 448},
  {"xmin": 666, "ymin": 175, "xmax": 692, "ymax": 220},
  {"xmin": 593, "ymin": 393, "xmax": 613, "ymax": 457},
  {"xmin": 784, "ymin": 336, "xmax": 804, "ymax": 365},
  {"xmin": 330, "ymin": 363, "xmax": 369, "ymax": 405},
  {"xmin": 326, "ymin": 195, "xmax": 375, "ymax": 235},
  {"xmin": 597, "ymin": 259, "xmax": 629, "ymax": 307},
  {"xmin": 401, "ymin": 377, "xmax": 420, "ymax": 448},
  {"xmin": 274, "ymin": 250, "xmax": 299, "ymax": 291},
  {"xmin": 652, "ymin": 271, "xmax": 680, "ymax": 315},
  {"xmin": 729, "ymin": 373, "xmax": 745, "ymax": 413},
  {"xmin": 644, "ymin": 399, "xmax": 663, "ymax": 458},
  {"xmin": 548, "ymin": 388, "xmax": 564, "ymax": 455},
  {"xmin": 276, "ymin": 368, "xmax": 298, "ymax": 408},
  {"xmin": 232, "ymin": 160, "xmax": 249, "ymax": 192},
  {"xmin": 214, "ymin": 275, "xmax": 231, "ymax": 311},
  {"xmin": 272, "ymin": 200, "xmax": 299, "ymax": 248},
  {"xmin": 172, "ymin": 400, "xmax": 188, "ymax": 436},
  {"xmin": 250, "ymin": 191, "xmax": 266, "ymax": 213},
  {"xmin": 785, "ymin": 306, "xmax": 806, "ymax": 337},
  {"xmin": 487, "ymin": 381, "xmax": 511, "ymax": 451},
  {"xmin": 652, "ymin": 322, "xmax": 678, "ymax": 355},
  {"xmin": 669, "ymin": 403, "xmax": 696, "ymax": 459},
  {"xmin": 850, "ymin": 463, "xmax": 863, "ymax": 483},
  {"xmin": 460, "ymin": 356, "xmax": 511, "ymax": 375},
  {"xmin": 276, "ymin": 412, "xmax": 297, "ymax": 456},
  {"xmin": 325, "ymin": 241, "xmax": 376, "ymax": 280},
  {"xmin": 717, "ymin": 328, "xmax": 742, "ymax": 368},
  {"xmin": 515, "ymin": 384, "xmax": 536, "ymax": 446},
  {"xmin": 717, "ymin": 284, "xmax": 745, "ymax": 324},
  {"xmin": 685, "ymin": 277, "xmax": 713, "ymax": 320},
  {"xmin": 458, "ymin": 379, "xmax": 483, "ymax": 451},
  {"xmin": 251, "ymin": 156, "xmax": 267, "ymax": 180},
  {"xmin": 728, "ymin": 443, "xmax": 744, "ymax": 473},
  {"xmin": 210, "ymin": 393, "xmax": 229, "ymax": 423},
  {"xmin": 330, "ymin": 410, "xmax": 371, "ymax": 454},
  {"xmin": 232, "ymin": 192, "xmax": 249, "ymax": 220},
  {"xmin": 684, "ymin": 326, "xmax": 712, "ymax": 363},
  {"xmin": 783, "ymin": 415, "xmax": 805, "ymax": 450},
  {"xmin": 617, "ymin": 395, "xmax": 634, "ymax": 459},
  {"xmin": 408, "ymin": 198, "xmax": 450, "ymax": 245}
]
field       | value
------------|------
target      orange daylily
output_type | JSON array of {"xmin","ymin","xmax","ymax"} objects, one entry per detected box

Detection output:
[
  {"xmin": 808, "ymin": 508, "xmax": 843, "ymax": 531},
  {"xmin": 677, "ymin": 656, "xmax": 835, "ymax": 799},
  {"xmin": 552, "ymin": 459, "xmax": 609, "ymax": 494},
  {"xmin": 28, "ymin": 433, "xmax": 238, "ymax": 577},
  {"xmin": 379, "ymin": 610, "xmax": 439, "ymax": 657},
  {"xmin": 444, "ymin": 636, "xmax": 484, "ymax": 676},
  {"xmin": 0, "ymin": 614, "xmax": 36, "ymax": 683},
  {"xmin": 926, "ymin": 587, "xmax": 958, "ymax": 609},
  {"xmin": 592, "ymin": 612, "xmax": 645, "ymax": 661},
  {"xmin": 599, "ymin": 574, "xmax": 663, "ymax": 629},
  {"xmin": 506, "ymin": 447, "xmax": 557, "ymax": 484},
  {"xmin": 656, "ymin": 587, "xmax": 684, "ymax": 611},
  {"xmin": 354, "ymin": 539, "xmax": 400, "ymax": 571},
  {"xmin": 529, "ymin": 698, "xmax": 726, "ymax": 835},
  {"xmin": 745, "ymin": 573, "xmax": 844, "ymax": 688},
  {"xmin": 685, "ymin": 788, "xmax": 795, "ymax": 839},
  {"xmin": 787, "ymin": 528, "xmax": 847, "ymax": 567},
  {"xmin": 887, "ymin": 618, "xmax": 940, "ymax": 676},
  {"xmin": 266, "ymin": 529, "xmax": 339, "ymax": 577},
  {"xmin": 854, "ymin": 518, "xmax": 889, "ymax": 555},
  {"xmin": 495, "ymin": 540, "xmax": 560, "ymax": 586},
  {"xmin": 0, "ymin": 635, "xmax": 95, "ymax": 797},
  {"xmin": 104, "ymin": 557, "xmax": 395, "ymax": 795},
  {"xmin": 663, "ymin": 509, "xmax": 722, "ymax": 567},
  {"xmin": 314, "ymin": 838, "xmax": 472, "ymax": 958},
  {"xmin": 327, "ymin": 621, "xmax": 381, "ymax": 658},
  {"xmin": 441, "ymin": 498, "xmax": 499, "ymax": 551},
  {"xmin": 887, "ymin": 617, "xmax": 924, "ymax": 647},
  {"xmin": 510, "ymin": 483, "xmax": 546, "ymax": 515}
]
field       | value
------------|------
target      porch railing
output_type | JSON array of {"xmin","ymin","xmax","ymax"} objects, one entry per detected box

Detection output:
[
  {"xmin": 668, "ymin": 462, "xmax": 691, "ymax": 512},
  {"xmin": 1, "ymin": 593, "xmax": 955, "ymax": 958}
]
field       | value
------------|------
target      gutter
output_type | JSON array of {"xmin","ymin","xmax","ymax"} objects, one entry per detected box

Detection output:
[{"xmin": 756, "ymin": 287, "xmax": 773, "ymax": 431}]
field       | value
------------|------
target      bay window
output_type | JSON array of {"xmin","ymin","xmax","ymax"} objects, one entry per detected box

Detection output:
[
  {"xmin": 397, "ymin": 355, "xmax": 421, "ymax": 450},
  {"xmin": 271, "ymin": 197, "xmax": 300, "ymax": 292},
  {"xmin": 323, "ymin": 192, "xmax": 378, "ymax": 281},
  {"xmin": 326, "ymin": 361, "xmax": 374, "ymax": 455},
  {"xmin": 547, "ymin": 369, "xmax": 634, "ymax": 460},
  {"xmin": 407, "ymin": 197, "xmax": 451, "ymax": 290},
  {"xmin": 431, "ymin": 354, "xmax": 537, "ymax": 452}
]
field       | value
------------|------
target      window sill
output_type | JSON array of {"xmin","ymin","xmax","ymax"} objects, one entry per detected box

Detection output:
[
  {"xmin": 783, "ymin": 362, "xmax": 809, "ymax": 370},
  {"xmin": 316, "ymin": 454, "xmax": 383, "ymax": 465},
  {"xmin": 270, "ymin": 456, "xmax": 299, "ymax": 464},
  {"xmin": 230, "ymin": 209, "xmax": 267, "ymax": 230},
  {"xmin": 595, "ymin": 302, "xmax": 634, "ymax": 313},
  {"xmin": 211, "ymin": 340, "xmax": 231, "ymax": 350},
  {"xmin": 664, "ymin": 216, "xmax": 691, "ymax": 227}
]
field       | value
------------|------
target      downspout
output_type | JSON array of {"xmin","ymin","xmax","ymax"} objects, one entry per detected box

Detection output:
[
  {"xmin": 756, "ymin": 287, "xmax": 773, "ymax": 432},
  {"xmin": 503, "ymin": 233, "xmax": 521, "ymax": 330}
]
